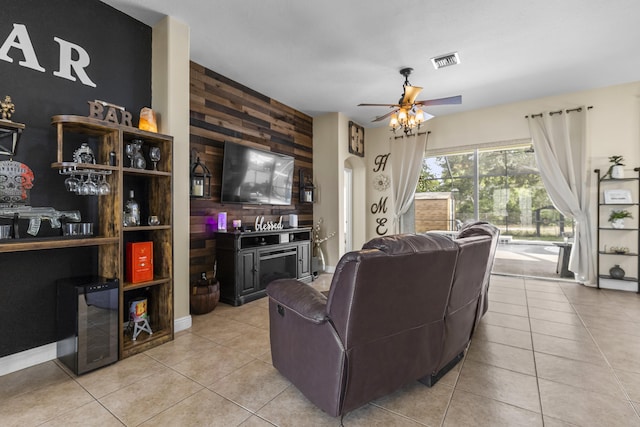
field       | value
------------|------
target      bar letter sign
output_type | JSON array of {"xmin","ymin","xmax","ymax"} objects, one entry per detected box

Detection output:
[{"xmin": 0, "ymin": 23, "xmax": 97, "ymax": 88}]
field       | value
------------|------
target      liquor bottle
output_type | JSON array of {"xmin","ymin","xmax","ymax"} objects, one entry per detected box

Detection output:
[{"xmin": 124, "ymin": 189, "xmax": 140, "ymax": 226}]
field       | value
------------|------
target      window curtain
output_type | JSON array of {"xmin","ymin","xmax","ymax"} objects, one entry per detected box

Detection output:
[
  {"xmin": 390, "ymin": 132, "xmax": 429, "ymax": 233},
  {"xmin": 527, "ymin": 108, "xmax": 594, "ymax": 283}
]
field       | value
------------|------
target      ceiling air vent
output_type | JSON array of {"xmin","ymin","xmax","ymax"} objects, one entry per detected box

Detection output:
[{"xmin": 430, "ymin": 52, "xmax": 460, "ymax": 69}]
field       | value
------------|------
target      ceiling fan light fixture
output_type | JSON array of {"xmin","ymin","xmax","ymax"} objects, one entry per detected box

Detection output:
[
  {"xmin": 358, "ymin": 65, "xmax": 462, "ymax": 135},
  {"xmin": 389, "ymin": 107, "xmax": 426, "ymax": 135},
  {"xmin": 389, "ymin": 113, "xmax": 399, "ymax": 127},
  {"xmin": 430, "ymin": 52, "xmax": 460, "ymax": 69}
]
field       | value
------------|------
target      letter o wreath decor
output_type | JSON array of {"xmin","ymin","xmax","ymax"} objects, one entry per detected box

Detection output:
[{"xmin": 373, "ymin": 174, "xmax": 390, "ymax": 192}]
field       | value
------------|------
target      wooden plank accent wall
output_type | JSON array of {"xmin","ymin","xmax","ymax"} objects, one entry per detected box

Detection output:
[{"xmin": 189, "ymin": 61, "xmax": 313, "ymax": 283}]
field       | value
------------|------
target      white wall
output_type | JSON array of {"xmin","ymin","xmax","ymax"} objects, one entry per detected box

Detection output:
[
  {"xmin": 344, "ymin": 157, "xmax": 367, "ymax": 249},
  {"xmin": 359, "ymin": 81, "xmax": 640, "ymax": 277},
  {"xmin": 312, "ymin": 113, "xmax": 341, "ymax": 269},
  {"xmin": 424, "ymin": 81, "xmax": 640, "ymax": 165},
  {"xmin": 364, "ymin": 127, "xmax": 396, "ymax": 239},
  {"xmin": 313, "ymin": 113, "xmax": 367, "ymax": 268},
  {"xmin": 152, "ymin": 17, "xmax": 192, "ymax": 330}
]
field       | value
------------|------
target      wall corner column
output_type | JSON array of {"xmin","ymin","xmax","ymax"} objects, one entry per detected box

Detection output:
[{"xmin": 151, "ymin": 16, "xmax": 191, "ymax": 327}]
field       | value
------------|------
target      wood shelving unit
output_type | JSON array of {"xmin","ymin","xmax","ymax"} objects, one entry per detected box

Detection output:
[
  {"xmin": 48, "ymin": 115, "xmax": 174, "ymax": 358},
  {"xmin": 594, "ymin": 168, "xmax": 640, "ymax": 292},
  {"xmin": 0, "ymin": 114, "xmax": 181, "ymax": 358},
  {"xmin": 0, "ymin": 236, "xmax": 119, "ymax": 253}
]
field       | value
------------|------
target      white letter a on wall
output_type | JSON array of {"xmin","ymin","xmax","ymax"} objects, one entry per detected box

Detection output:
[
  {"xmin": 0, "ymin": 24, "xmax": 46, "ymax": 72},
  {"xmin": 53, "ymin": 37, "xmax": 97, "ymax": 88}
]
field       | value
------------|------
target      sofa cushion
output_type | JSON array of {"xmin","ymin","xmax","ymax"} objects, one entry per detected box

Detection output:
[{"xmin": 267, "ymin": 279, "xmax": 328, "ymax": 324}]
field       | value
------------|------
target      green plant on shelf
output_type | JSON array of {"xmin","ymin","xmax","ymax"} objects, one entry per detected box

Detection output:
[
  {"xmin": 602, "ymin": 155, "xmax": 625, "ymax": 179},
  {"xmin": 609, "ymin": 155, "xmax": 624, "ymax": 166},
  {"xmin": 608, "ymin": 209, "xmax": 633, "ymax": 221}
]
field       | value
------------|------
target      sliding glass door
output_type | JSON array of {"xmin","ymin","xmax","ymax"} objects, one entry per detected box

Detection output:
[
  {"xmin": 417, "ymin": 145, "xmax": 574, "ymax": 278},
  {"xmin": 417, "ymin": 145, "xmax": 574, "ymax": 241}
]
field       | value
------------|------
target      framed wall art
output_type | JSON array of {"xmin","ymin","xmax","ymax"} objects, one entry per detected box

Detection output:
[
  {"xmin": 348, "ymin": 121, "xmax": 364, "ymax": 157},
  {"xmin": 604, "ymin": 189, "xmax": 632, "ymax": 204}
]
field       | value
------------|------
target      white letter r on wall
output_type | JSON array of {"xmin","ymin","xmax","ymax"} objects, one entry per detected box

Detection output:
[{"xmin": 53, "ymin": 36, "xmax": 97, "ymax": 88}]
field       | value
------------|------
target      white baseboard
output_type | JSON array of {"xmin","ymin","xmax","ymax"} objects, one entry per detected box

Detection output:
[
  {"xmin": 598, "ymin": 278, "xmax": 638, "ymax": 292},
  {"xmin": 325, "ymin": 265, "xmax": 336, "ymax": 274},
  {"xmin": 174, "ymin": 315, "xmax": 192, "ymax": 333},
  {"xmin": 0, "ymin": 343, "xmax": 57, "ymax": 377},
  {"xmin": 1, "ymin": 316, "xmax": 193, "ymax": 377}
]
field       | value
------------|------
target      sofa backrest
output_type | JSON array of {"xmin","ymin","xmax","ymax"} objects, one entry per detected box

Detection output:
[
  {"xmin": 437, "ymin": 233, "xmax": 493, "ymax": 371},
  {"xmin": 325, "ymin": 233, "xmax": 458, "ymax": 413},
  {"xmin": 327, "ymin": 233, "xmax": 458, "ymax": 348},
  {"xmin": 457, "ymin": 221, "xmax": 500, "ymax": 321}
]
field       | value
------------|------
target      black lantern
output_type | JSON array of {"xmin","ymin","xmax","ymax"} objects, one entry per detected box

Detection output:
[{"xmin": 190, "ymin": 156, "xmax": 211, "ymax": 198}]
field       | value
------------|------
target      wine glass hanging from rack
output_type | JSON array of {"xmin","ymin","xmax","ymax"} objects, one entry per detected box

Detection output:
[{"xmin": 59, "ymin": 165, "xmax": 111, "ymax": 196}]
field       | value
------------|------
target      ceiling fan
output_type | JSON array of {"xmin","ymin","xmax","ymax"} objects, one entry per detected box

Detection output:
[{"xmin": 358, "ymin": 67, "xmax": 462, "ymax": 134}]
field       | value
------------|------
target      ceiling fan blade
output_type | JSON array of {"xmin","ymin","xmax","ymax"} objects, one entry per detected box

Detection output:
[
  {"xmin": 372, "ymin": 109, "xmax": 398, "ymax": 122},
  {"xmin": 401, "ymin": 86, "xmax": 423, "ymax": 105},
  {"xmin": 415, "ymin": 95, "xmax": 462, "ymax": 106},
  {"xmin": 358, "ymin": 103, "xmax": 400, "ymax": 107}
]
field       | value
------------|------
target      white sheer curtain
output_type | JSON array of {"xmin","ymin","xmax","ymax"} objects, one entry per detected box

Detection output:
[
  {"xmin": 390, "ymin": 132, "xmax": 428, "ymax": 233},
  {"xmin": 527, "ymin": 108, "xmax": 594, "ymax": 283}
]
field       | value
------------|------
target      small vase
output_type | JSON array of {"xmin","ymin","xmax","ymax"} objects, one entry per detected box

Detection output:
[
  {"xmin": 609, "ymin": 264, "xmax": 625, "ymax": 279},
  {"xmin": 313, "ymin": 246, "xmax": 326, "ymax": 273},
  {"xmin": 611, "ymin": 219, "xmax": 625, "ymax": 229},
  {"xmin": 611, "ymin": 165, "xmax": 624, "ymax": 179}
]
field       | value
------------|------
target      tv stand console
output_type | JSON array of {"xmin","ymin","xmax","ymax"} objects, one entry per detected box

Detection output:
[{"xmin": 214, "ymin": 228, "xmax": 312, "ymax": 306}]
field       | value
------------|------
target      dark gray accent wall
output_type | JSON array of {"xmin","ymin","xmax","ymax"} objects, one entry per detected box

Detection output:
[{"xmin": 0, "ymin": 0, "xmax": 152, "ymax": 357}]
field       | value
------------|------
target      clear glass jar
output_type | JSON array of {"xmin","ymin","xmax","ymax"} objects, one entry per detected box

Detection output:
[{"xmin": 124, "ymin": 189, "xmax": 140, "ymax": 226}]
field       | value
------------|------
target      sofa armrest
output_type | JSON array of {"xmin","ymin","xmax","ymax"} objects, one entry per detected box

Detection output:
[{"xmin": 266, "ymin": 279, "xmax": 328, "ymax": 324}]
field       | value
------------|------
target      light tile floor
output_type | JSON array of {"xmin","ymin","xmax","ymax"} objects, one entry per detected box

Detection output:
[{"xmin": 2, "ymin": 274, "xmax": 640, "ymax": 426}]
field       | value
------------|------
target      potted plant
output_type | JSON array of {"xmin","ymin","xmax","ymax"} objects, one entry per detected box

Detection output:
[
  {"xmin": 607, "ymin": 155, "xmax": 625, "ymax": 179},
  {"xmin": 609, "ymin": 209, "xmax": 632, "ymax": 229}
]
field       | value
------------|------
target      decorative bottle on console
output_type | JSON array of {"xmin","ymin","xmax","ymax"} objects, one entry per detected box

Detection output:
[{"xmin": 124, "ymin": 189, "xmax": 140, "ymax": 226}]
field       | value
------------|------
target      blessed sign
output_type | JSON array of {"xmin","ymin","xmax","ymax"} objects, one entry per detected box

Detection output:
[{"xmin": 255, "ymin": 216, "xmax": 283, "ymax": 231}]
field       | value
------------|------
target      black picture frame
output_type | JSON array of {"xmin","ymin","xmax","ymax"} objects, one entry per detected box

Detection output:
[{"xmin": 348, "ymin": 121, "xmax": 364, "ymax": 157}]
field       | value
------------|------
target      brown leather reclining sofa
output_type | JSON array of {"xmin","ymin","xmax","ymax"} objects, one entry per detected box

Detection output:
[{"xmin": 266, "ymin": 222, "xmax": 499, "ymax": 417}]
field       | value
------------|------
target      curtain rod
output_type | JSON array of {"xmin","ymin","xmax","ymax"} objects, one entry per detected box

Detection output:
[
  {"xmin": 393, "ymin": 130, "xmax": 431, "ymax": 140},
  {"xmin": 524, "ymin": 106, "xmax": 593, "ymax": 119}
]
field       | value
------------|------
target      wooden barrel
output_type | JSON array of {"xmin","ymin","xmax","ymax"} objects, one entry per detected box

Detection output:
[{"xmin": 190, "ymin": 279, "xmax": 220, "ymax": 315}]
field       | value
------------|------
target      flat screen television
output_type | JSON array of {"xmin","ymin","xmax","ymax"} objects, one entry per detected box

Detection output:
[{"xmin": 220, "ymin": 141, "xmax": 294, "ymax": 205}]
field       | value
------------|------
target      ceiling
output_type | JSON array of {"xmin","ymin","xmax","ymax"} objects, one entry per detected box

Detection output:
[{"xmin": 101, "ymin": 0, "xmax": 640, "ymax": 128}]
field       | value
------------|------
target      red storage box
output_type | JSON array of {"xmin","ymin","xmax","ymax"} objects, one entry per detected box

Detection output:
[{"xmin": 126, "ymin": 241, "xmax": 154, "ymax": 283}]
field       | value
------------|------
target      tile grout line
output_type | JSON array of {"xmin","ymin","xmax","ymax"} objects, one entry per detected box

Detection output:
[
  {"xmin": 47, "ymin": 359, "xmax": 128, "ymax": 426},
  {"xmin": 444, "ymin": 276, "xmax": 545, "ymax": 422},
  {"xmin": 137, "ymin": 315, "xmax": 278, "ymax": 425},
  {"xmin": 522, "ymin": 276, "xmax": 549, "ymax": 426},
  {"xmin": 559, "ymin": 282, "xmax": 640, "ymax": 421}
]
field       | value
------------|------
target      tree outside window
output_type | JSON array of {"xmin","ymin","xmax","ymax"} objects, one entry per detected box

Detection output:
[{"xmin": 417, "ymin": 146, "xmax": 573, "ymax": 240}]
